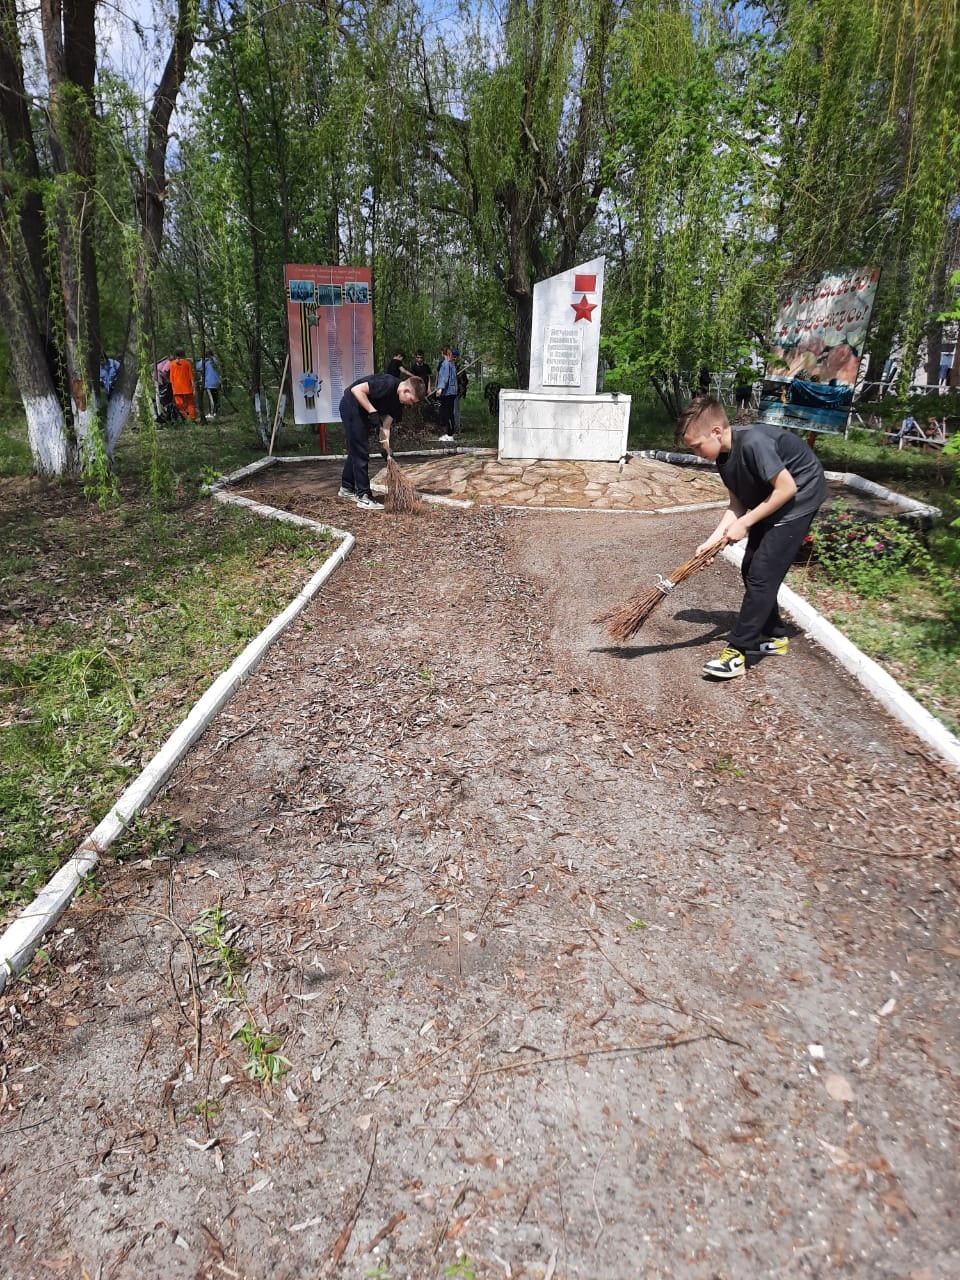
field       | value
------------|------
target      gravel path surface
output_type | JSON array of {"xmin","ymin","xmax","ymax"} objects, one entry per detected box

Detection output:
[{"xmin": 1, "ymin": 492, "xmax": 957, "ymax": 1280}]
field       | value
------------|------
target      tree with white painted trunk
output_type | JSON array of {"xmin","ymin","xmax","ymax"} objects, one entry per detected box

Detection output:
[{"xmin": 0, "ymin": 0, "xmax": 198, "ymax": 478}]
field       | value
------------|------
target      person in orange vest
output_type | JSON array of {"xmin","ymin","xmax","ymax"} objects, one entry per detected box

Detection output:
[{"xmin": 169, "ymin": 348, "xmax": 196, "ymax": 421}]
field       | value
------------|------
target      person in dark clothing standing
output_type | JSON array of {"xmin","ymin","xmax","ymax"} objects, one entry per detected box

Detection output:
[
  {"xmin": 678, "ymin": 395, "xmax": 827, "ymax": 680},
  {"xmin": 408, "ymin": 350, "xmax": 434, "ymax": 436},
  {"xmin": 453, "ymin": 349, "xmax": 469, "ymax": 431},
  {"xmin": 385, "ymin": 351, "xmax": 410, "ymax": 380},
  {"xmin": 338, "ymin": 373, "xmax": 425, "ymax": 510},
  {"xmin": 411, "ymin": 350, "xmax": 432, "ymax": 393}
]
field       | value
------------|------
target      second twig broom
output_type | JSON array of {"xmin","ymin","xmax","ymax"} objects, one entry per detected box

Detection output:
[
  {"xmin": 385, "ymin": 455, "xmax": 421, "ymax": 514},
  {"xmin": 593, "ymin": 542, "xmax": 723, "ymax": 643}
]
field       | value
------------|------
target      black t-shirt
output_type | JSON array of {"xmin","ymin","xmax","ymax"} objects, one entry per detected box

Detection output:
[
  {"xmin": 346, "ymin": 373, "xmax": 403, "ymax": 422},
  {"xmin": 412, "ymin": 360, "xmax": 431, "ymax": 385},
  {"xmin": 717, "ymin": 424, "xmax": 827, "ymax": 522},
  {"xmin": 385, "ymin": 358, "xmax": 405, "ymax": 379}
]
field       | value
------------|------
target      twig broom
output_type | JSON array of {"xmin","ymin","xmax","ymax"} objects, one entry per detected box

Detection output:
[
  {"xmin": 385, "ymin": 455, "xmax": 421, "ymax": 514},
  {"xmin": 593, "ymin": 542, "xmax": 723, "ymax": 643}
]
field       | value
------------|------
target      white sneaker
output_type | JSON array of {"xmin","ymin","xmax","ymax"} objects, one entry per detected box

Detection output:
[
  {"xmin": 437, "ymin": 434, "xmax": 454, "ymax": 442},
  {"xmin": 337, "ymin": 486, "xmax": 358, "ymax": 502},
  {"xmin": 355, "ymin": 494, "xmax": 383, "ymax": 511},
  {"xmin": 702, "ymin": 646, "xmax": 746, "ymax": 679}
]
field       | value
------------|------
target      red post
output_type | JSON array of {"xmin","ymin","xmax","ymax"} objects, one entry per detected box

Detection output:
[{"xmin": 318, "ymin": 423, "xmax": 327, "ymax": 452}]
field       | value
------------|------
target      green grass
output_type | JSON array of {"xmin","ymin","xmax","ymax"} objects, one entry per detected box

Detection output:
[
  {"xmin": 789, "ymin": 560, "xmax": 960, "ymax": 735},
  {"xmin": 784, "ymin": 438, "xmax": 959, "ymax": 736},
  {"xmin": 194, "ymin": 901, "xmax": 247, "ymax": 999},
  {"xmin": 0, "ymin": 407, "xmax": 335, "ymax": 903}
]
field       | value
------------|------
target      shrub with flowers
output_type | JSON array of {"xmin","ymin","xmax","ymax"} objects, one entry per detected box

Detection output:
[{"xmin": 801, "ymin": 505, "xmax": 933, "ymax": 597}]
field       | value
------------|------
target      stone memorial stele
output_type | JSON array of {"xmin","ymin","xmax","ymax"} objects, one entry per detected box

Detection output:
[{"xmin": 499, "ymin": 255, "xmax": 631, "ymax": 462}]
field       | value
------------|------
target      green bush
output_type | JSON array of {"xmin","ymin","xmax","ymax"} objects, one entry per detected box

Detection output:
[{"xmin": 803, "ymin": 506, "xmax": 933, "ymax": 597}]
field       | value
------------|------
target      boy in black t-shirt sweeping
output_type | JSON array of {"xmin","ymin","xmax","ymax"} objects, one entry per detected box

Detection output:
[
  {"xmin": 338, "ymin": 373, "xmax": 425, "ymax": 510},
  {"xmin": 678, "ymin": 396, "xmax": 827, "ymax": 680}
]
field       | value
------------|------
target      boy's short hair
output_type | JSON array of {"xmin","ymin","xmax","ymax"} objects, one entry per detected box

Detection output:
[
  {"xmin": 677, "ymin": 394, "xmax": 726, "ymax": 443},
  {"xmin": 405, "ymin": 376, "xmax": 426, "ymax": 400}
]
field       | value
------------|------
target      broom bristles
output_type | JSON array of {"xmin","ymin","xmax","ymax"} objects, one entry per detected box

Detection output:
[
  {"xmin": 594, "ymin": 543, "xmax": 721, "ymax": 643},
  {"xmin": 385, "ymin": 456, "xmax": 421, "ymax": 513}
]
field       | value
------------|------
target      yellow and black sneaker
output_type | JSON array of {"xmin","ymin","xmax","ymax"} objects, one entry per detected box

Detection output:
[
  {"xmin": 754, "ymin": 635, "xmax": 789, "ymax": 655},
  {"xmin": 702, "ymin": 646, "xmax": 746, "ymax": 680}
]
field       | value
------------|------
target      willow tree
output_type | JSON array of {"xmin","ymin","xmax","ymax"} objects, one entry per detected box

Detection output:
[
  {"xmin": 166, "ymin": 0, "xmax": 432, "ymax": 424},
  {"xmin": 163, "ymin": 0, "xmax": 336, "ymax": 433},
  {"xmin": 771, "ymin": 0, "xmax": 960, "ymax": 388},
  {"xmin": 0, "ymin": 0, "xmax": 199, "ymax": 477},
  {"xmin": 601, "ymin": 3, "xmax": 778, "ymax": 416},
  {"xmin": 416, "ymin": 0, "xmax": 620, "ymax": 386},
  {"xmin": 602, "ymin": 0, "xmax": 960, "ymax": 412}
]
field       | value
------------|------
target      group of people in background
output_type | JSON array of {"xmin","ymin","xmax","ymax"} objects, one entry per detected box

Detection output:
[
  {"xmin": 384, "ymin": 345, "xmax": 469, "ymax": 442},
  {"xmin": 99, "ymin": 348, "xmax": 222, "ymax": 424},
  {"xmin": 99, "ymin": 348, "xmax": 224, "ymax": 422},
  {"xmin": 154, "ymin": 350, "xmax": 221, "ymax": 423}
]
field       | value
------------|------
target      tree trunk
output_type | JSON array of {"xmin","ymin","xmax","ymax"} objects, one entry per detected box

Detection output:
[
  {"xmin": 0, "ymin": 205, "xmax": 78, "ymax": 473},
  {"xmin": 42, "ymin": 0, "xmax": 103, "ymax": 466},
  {"xmin": 113, "ymin": 0, "xmax": 197, "ymax": 454},
  {"xmin": 513, "ymin": 293, "xmax": 533, "ymax": 389},
  {"xmin": 0, "ymin": 265, "xmax": 77, "ymax": 472},
  {"xmin": 0, "ymin": 0, "xmax": 196, "ymax": 475},
  {"xmin": 0, "ymin": 0, "xmax": 63, "ymax": 391}
]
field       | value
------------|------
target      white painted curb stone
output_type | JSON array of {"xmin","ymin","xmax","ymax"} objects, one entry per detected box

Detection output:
[
  {"xmin": 721, "ymin": 543, "xmax": 960, "ymax": 771},
  {"xmin": 0, "ymin": 491, "xmax": 355, "ymax": 994}
]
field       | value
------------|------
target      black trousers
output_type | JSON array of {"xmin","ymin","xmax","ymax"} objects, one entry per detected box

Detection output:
[
  {"xmin": 339, "ymin": 394, "xmax": 372, "ymax": 498},
  {"xmin": 439, "ymin": 394, "xmax": 456, "ymax": 431},
  {"xmin": 728, "ymin": 513, "xmax": 816, "ymax": 652}
]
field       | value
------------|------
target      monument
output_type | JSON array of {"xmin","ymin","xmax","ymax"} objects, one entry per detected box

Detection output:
[{"xmin": 499, "ymin": 255, "xmax": 631, "ymax": 462}]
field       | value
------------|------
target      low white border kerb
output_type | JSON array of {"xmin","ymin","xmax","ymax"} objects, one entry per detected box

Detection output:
[
  {"xmin": 0, "ymin": 475, "xmax": 354, "ymax": 993},
  {"xmin": 721, "ymin": 542, "xmax": 960, "ymax": 771}
]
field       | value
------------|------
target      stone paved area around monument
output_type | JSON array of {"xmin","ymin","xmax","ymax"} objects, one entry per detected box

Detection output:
[
  {"xmin": 229, "ymin": 451, "xmax": 727, "ymax": 520},
  {"xmin": 375, "ymin": 450, "xmax": 727, "ymax": 510}
]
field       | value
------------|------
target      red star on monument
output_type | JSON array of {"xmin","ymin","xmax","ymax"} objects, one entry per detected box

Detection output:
[{"xmin": 571, "ymin": 294, "xmax": 597, "ymax": 322}]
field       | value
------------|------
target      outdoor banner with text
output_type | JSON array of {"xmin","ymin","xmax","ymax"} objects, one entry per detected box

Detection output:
[
  {"xmin": 757, "ymin": 267, "xmax": 880, "ymax": 434},
  {"xmin": 284, "ymin": 265, "xmax": 373, "ymax": 424}
]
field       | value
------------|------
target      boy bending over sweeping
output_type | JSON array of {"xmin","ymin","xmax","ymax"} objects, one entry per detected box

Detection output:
[
  {"xmin": 338, "ymin": 373, "xmax": 426, "ymax": 511},
  {"xmin": 678, "ymin": 395, "xmax": 827, "ymax": 680}
]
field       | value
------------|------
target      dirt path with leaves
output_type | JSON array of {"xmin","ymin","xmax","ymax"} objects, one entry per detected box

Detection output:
[{"xmin": 1, "ymin": 492, "xmax": 958, "ymax": 1280}]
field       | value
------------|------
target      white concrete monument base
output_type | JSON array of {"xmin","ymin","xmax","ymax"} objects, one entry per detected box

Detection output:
[{"xmin": 499, "ymin": 390, "xmax": 631, "ymax": 462}]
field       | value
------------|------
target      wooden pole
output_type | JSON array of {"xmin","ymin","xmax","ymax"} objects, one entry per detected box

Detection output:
[{"xmin": 268, "ymin": 353, "xmax": 289, "ymax": 455}]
